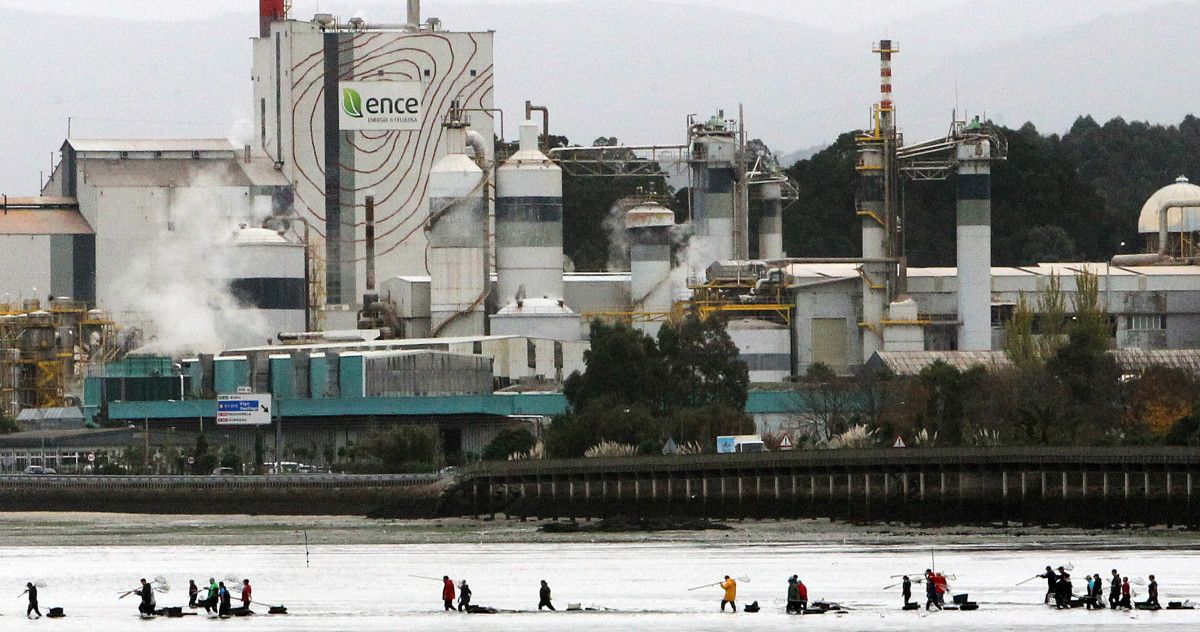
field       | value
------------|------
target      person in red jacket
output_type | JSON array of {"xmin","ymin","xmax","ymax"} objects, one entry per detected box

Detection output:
[
  {"xmin": 932, "ymin": 573, "xmax": 949, "ymax": 608},
  {"xmin": 240, "ymin": 579, "xmax": 252, "ymax": 608},
  {"xmin": 442, "ymin": 576, "xmax": 456, "ymax": 611},
  {"xmin": 796, "ymin": 578, "xmax": 809, "ymax": 612}
]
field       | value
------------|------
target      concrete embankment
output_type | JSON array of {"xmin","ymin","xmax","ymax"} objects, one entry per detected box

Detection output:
[
  {"xmin": 455, "ymin": 447, "xmax": 1200, "ymax": 527},
  {"xmin": 0, "ymin": 474, "xmax": 450, "ymax": 516}
]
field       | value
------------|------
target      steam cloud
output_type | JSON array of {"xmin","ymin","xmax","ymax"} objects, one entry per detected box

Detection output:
[{"xmin": 105, "ymin": 175, "xmax": 275, "ymax": 356}]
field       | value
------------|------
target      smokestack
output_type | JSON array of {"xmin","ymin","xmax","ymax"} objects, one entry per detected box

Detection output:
[
  {"xmin": 407, "ymin": 0, "xmax": 421, "ymax": 28},
  {"xmin": 259, "ymin": 0, "xmax": 286, "ymax": 38},
  {"xmin": 956, "ymin": 138, "xmax": 992, "ymax": 351}
]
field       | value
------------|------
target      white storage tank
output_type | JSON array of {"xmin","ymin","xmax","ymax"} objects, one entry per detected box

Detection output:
[
  {"xmin": 225, "ymin": 226, "xmax": 306, "ymax": 348},
  {"xmin": 428, "ymin": 115, "xmax": 487, "ymax": 337},
  {"xmin": 495, "ymin": 120, "xmax": 566, "ymax": 306},
  {"xmin": 726, "ymin": 318, "xmax": 791, "ymax": 382},
  {"xmin": 626, "ymin": 200, "xmax": 675, "ymax": 335}
]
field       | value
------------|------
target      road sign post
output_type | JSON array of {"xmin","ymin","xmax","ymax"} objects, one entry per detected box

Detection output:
[{"xmin": 216, "ymin": 394, "xmax": 273, "ymax": 426}]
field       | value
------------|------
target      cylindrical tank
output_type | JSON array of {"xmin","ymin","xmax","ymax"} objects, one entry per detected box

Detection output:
[
  {"xmin": 757, "ymin": 181, "xmax": 784, "ymax": 260},
  {"xmin": 726, "ymin": 318, "xmax": 791, "ymax": 382},
  {"xmin": 429, "ymin": 121, "xmax": 487, "ymax": 337},
  {"xmin": 226, "ymin": 227, "xmax": 307, "ymax": 348},
  {"xmin": 627, "ymin": 200, "xmax": 675, "ymax": 335},
  {"xmin": 956, "ymin": 138, "xmax": 993, "ymax": 351},
  {"xmin": 495, "ymin": 120, "xmax": 564, "ymax": 306},
  {"xmin": 690, "ymin": 117, "xmax": 738, "ymax": 276}
]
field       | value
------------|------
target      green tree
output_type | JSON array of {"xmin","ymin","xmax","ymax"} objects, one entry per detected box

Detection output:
[
  {"xmin": 549, "ymin": 316, "xmax": 751, "ymax": 458},
  {"xmin": 482, "ymin": 427, "xmax": 537, "ymax": 461},
  {"xmin": 564, "ymin": 320, "xmax": 666, "ymax": 412},
  {"xmin": 350, "ymin": 424, "xmax": 443, "ymax": 473},
  {"xmin": 219, "ymin": 444, "xmax": 243, "ymax": 472},
  {"xmin": 192, "ymin": 434, "xmax": 218, "ymax": 474},
  {"xmin": 656, "ymin": 314, "xmax": 749, "ymax": 411},
  {"xmin": 1005, "ymin": 294, "xmax": 1038, "ymax": 369},
  {"xmin": 0, "ymin": 413, "xmax": 17, "ymax": 434}
]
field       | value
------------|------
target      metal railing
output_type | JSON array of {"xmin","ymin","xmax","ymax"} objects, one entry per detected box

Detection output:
[
  {"xmin": 0, "ymin": 472, "xmax": 442, "ymax": 491},
  {"xmin": 464, "ymin": 446, "xmax": 1200, "ymax": 479}
]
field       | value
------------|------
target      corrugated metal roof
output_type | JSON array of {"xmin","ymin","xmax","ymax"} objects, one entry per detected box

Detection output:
[
  {"xmin": 0, "ymin": 208, "xmax": 94, "ymax": 235},
  {"xmin": 872, "ymin": 349, "xmax": 1200, "ymax": 376},
  {"xmin": 869, "ymin": 350, "xmax": 1012, "ymax": 376},
  {"xmin": 1110, "ymin": 349, "xmax": 1200, "ymax": 373},
  {"xmin": 222, "ymin": 334, "xmax": 523, "ymax": 355},
  {"xmin": 0, "ymin": 196, "xmax": 77, "ymax": 209},
  {"xmin": 15, "ymin": 407, "xmax": 84, "ymax": 422},
  {"xmin": 66, "ymin": 138, "xmax": 234, "ymax": 153}
]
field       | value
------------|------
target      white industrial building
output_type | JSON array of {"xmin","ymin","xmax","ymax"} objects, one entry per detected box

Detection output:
[{"xmin": 250, "ymin": 2, "xmax": 494, "ymax": 327}]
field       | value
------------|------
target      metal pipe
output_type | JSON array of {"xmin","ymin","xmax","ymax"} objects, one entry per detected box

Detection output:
[
  {"xmin": 464, "ymin": 130, "xmax": 491, "ymax": 164},
  {"xmin": 525, "ymin": 101, "xmax": 549, "ymax": 151},
  {"xmin": 365, "ymin": 196, "xmax": 376, "ymax": 291},
  {"xmin": 1111, "ymin": 197, "xmax": 1200, "ymax": 265},
  {"xmin": 1158, "ymin": 198, "xmax": 1200, "ymax": 256},
  {"xmin": 764, "ymin": 257, "xmax": 900, "ymax": 265}
]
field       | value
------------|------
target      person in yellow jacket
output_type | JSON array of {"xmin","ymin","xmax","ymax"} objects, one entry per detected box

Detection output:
[{"xmin": 719, "ymin": 576, "xmax": 737, "ymax": 612}]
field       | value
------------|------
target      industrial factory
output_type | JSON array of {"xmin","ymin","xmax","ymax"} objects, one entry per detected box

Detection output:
[{"xmin": 2, "ymin": 2, "xmax": 1200, "ymax": 470}]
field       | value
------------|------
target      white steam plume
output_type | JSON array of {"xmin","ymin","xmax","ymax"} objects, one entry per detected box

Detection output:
[{"xmin": 106, "ymin": 174, "xmax": 274, "ymax": 356}]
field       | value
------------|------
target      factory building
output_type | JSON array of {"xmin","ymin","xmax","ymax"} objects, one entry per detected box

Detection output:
[{"xmin": 251, "ymin": 0, "xmax": 494, "ymax": 326}]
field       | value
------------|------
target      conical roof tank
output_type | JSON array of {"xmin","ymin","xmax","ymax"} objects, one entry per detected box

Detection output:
[
  {"xmin": 626, "ymin": 200, "xmax": 675, "ymax": 334},
  {"xmin": 429, "ymin": 121, "xmax": 487, "ymax": 337},
  {"xmin": 495, "ymin": 120, "xmax": 565, "ymax": 307}
]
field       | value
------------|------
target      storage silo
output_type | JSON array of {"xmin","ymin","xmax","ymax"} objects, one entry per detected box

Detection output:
[
  {"xmin": 429, "ymin": 114, "xmax": 487, "ymax": 337},
  {"xmin": 757, "ymin": 181, "xmax": 784, "ymax": 260},
  {"xmin": 226, "ymin": 226, "xmax": 306, "ymax": 347},
  {"xmin": 627, "ymin": 200, "xmax": 675, "ymax": 335},
  {"xmin": 495, "ymin": 120, "xmax": 565, "ymax": 306}
]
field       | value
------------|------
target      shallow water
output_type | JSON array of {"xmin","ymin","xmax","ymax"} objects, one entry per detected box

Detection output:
[{"xmin": 2, "ymin": 541, "xmax": 1197, "ymax": 630}]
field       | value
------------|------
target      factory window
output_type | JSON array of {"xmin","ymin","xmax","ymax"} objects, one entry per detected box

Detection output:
[
  {"xmin": 470, "ymin": 69, "xmax": 477, "ymax": 77},
  {"xmin": 472, "ymin": 341, "xmax": 482, "ymax": 354},
  {"xmin": 991, "ymin": 304, "xmax": 1014, "ymax": 328},
  {"xmin": 527, "ymin": 339, "xmax": 537, "ymax": 369},
  {"xmin": 423, "ymin": 69, "xmax": 431, "ymax": 77},
  {"xmin": 1127, "ymin": 314, "xmax": 1166, "ymax": 331}
]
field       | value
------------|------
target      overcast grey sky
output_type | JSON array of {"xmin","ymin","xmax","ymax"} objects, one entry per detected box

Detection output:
[
  {"xmin": 1, "ymin": 0, "xmax": 1197, "ymax": 193},
  {"xmin": 0, "ymin": 0, "xmax": 1185, "ymax": 30}
]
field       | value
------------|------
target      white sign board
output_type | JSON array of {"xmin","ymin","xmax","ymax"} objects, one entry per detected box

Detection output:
[
  {"xmin": 216, "ymin": 393, "xmax": 273, "ymax": 426},
  {"xmin": 338, "ymin": 81, "xmax": 423, "ymax": 131}
]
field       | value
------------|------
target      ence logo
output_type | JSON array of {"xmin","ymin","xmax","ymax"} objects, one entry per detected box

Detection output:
[
  {"xmin": 342, "ymin": 87, "xmax": 364, "ymax": 118},
  {"xmin": 342, "ymin": 87, "xmax": 420, "ymax": 118},
  {"xmin": 338, "ymin": 81, "xmax": 423, "ymax": 130}
]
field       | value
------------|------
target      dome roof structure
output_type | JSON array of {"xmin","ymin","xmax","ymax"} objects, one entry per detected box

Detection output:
[
  {"xmin": 232, "ymin": 226, "xmax": 289, "ymax": 245},
  {"xmin": 1137, "ymin": 176, "xmax": 1200, "ymax": 233}
]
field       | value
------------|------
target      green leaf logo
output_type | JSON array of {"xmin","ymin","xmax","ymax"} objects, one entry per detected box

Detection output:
[{"xmin": 343, "ymin": 88, "xmax": 363, "ymax": 118}]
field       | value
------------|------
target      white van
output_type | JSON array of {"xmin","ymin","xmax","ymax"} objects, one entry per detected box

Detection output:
[{"xmin": 716, "ymin": 435, "xmax": 766, "ymax": 454}]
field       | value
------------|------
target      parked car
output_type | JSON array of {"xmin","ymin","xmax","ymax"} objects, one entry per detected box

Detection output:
[
  {"xmin": 22, "ymin": 465, "xmax": 57, "ymax": 475},
  {"xmin": 211, "ymin": 467, "xmax": 236, "ymax": 476}
]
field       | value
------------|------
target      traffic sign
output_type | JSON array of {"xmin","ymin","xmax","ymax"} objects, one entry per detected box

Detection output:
[
  {"xmin": 86, "ymin": 453, "xmax": 95, "ymax": 463},
  {"xmin": 187, "ymin": 456, "xmax": 195, "ymax": 465},
  {"xmin": 778, "ymin": 433, "xmax": 794, "ymax": 451},
  {"xmin": 893, "ymin": 435, "xmax": 906, "ymax": 448},
  {"xmin": 216, "ymin": 393, "xmax": 273, "ymax": 425}
]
